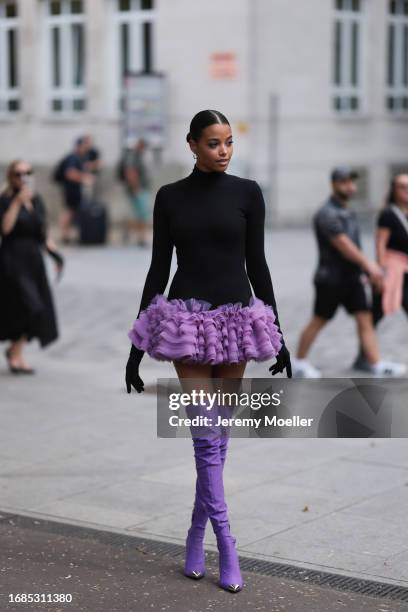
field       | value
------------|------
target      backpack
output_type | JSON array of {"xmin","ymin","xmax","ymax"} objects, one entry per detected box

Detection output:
[{"xmin": 52, "ymin": 156, "xmax": 68, "ymax": 183}]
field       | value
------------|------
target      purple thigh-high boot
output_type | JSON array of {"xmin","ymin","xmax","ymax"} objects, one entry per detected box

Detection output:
[
  {"xmin": 184, "ymin": 425, "xmax": 230, "ymax": 579},
  {"xmin": 184, "ymin": 401, "xmax": 242, "ymax": 592}
]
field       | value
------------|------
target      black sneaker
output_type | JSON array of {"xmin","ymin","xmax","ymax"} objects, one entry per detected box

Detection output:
[{"xmin": 351, "ymin": 353, "xmax": 372, "ymax": 372}]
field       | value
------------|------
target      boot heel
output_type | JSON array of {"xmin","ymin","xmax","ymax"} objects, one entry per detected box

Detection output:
[
  {"xmin": 184, "ymin": 529, "xmax": 205, "ymax": 579},
  {"xmin": 217, "ymin": 533, "xmax": 243, "ymax": 592},
  {"xmin": 184, "ymin": 509, "xmax": 206, "ymax": 579}
]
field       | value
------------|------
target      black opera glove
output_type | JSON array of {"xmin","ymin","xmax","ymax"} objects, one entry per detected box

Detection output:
[
  {"xmin": 126, "ymin": 344, "xmax": 145, "ymax": 393},
  {"xmin": 46, "ymin": 246, "xmax": 65, "ymax": 268},
  {"xmin": 268, "ymin": 342, "xmax": 292, "ymax": 378}
]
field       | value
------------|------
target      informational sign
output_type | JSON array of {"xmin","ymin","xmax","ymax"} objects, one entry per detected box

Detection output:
[
  {"xmin": 209, "ymin": 52, "xmax": 237, "ymax": 79},
  {"xmin": 122, "ymin": 72, "xmax": 167, "ymax": 149}
]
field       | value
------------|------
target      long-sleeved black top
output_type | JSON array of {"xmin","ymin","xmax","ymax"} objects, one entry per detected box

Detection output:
[{"xmin": 135, "ymin": 164, "xmax": 282, "ymax": 331}]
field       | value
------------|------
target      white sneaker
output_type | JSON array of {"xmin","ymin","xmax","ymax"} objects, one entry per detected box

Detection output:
[
  {"xmin": 292, "ymin": 358, "xmax": 322, "ymax": 378},
  {"xmin": 370, "ymin": 360, "xmax": 407, "ymax": 377}
]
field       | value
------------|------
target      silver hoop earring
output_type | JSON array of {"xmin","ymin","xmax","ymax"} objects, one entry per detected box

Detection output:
[{"xmin": 193, "ymin": 153, "xmax": 197, "ymax": 160}]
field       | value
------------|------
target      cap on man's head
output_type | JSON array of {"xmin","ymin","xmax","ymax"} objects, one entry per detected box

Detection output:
[
  {"xmin": 75, "ymin": 136, "xmax": 87, "ymax": 147},
  {"xmin": 331, "ymin": 166, "xmax": 359, "ymax": 182}
]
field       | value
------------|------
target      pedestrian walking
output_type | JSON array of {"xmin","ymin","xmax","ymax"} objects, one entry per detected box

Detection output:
[
  {"xmin": 55, "ymin": 136, "xmax": 95, "ymax": 244},
  {"xmin": 82, "ymin": 134, "xmax": 102, "ymax": 176},
  {"xmin": 292, "ymin": 167, "xmax": 406, "ymax": 378},
  {"xmin": 122, "ymin": 138, "xmax": 150, "ymax": 247},
  {"xmin": 353, "ymin": 172, "xmax": 408, "ymax": 370},
  {"xmin": 81, "ymin": 134, "xmax": 103, "ymax": 201},
  {"xmin": 125, "ymin": 110, "xmax": 291, "ymax": 593},
  {"xmin": 0, "ymin": 159, "xmax": 63, "ymax": 374}
]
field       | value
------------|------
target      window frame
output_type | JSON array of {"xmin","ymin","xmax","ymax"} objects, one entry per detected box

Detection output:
[
  {"xmin": 43, "ymin": 0, "xmax": 86, "ymax": 116},
  {"xmin": 386, "ymin": 0, "xmax": 408, "ymax": 117},
  {"xmin": 113, "ymin": 0, "xmax": 157, "ymax": 111},
  {"xmin": 332, "ymin": 0, "xmax": 366, "ymax": 117},
  {"xmin": 0, "ymin": 0, "xmax": 20, "ymax": 115}
]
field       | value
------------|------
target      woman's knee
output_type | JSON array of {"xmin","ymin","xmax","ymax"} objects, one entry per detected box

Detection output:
[{"xmin": 354, "ymin": 311, "xmax": 373, "ymax": 331}]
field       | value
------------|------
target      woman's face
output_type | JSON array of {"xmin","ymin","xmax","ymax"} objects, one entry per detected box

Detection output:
[
  {"xmin": 190, "ymin": 123, "xmax": 233, "ymax": 172},
  {"xmin": 11, "ymin": 161, "xmax": 33, "ymax": 190}
]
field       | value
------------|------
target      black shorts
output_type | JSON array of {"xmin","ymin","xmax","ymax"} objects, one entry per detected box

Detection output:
[
  {"xmin": 63, "ymin": 186, "xmax": 81, "ymax": 211},
  {"xmin": 314, "ymin": 275, "xmax": 372, "ymax": 320}
]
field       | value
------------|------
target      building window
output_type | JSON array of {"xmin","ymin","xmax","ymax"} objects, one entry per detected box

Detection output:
[
  {"xmin": 115, "ymin": 0, "xmax": 156, "ymax": 108},
  {"xmin": 390, "ymin": 164, "xmax": 408, "ymax": 183},
  {"xmin": 332, "ymin": 0, "xmax": 365, "ymax": 114},
  {"xmin": 0, "ymin": 1, "xmax": 20, "ymax": 113},
  {"xmin": 387, "ymin": 0, "xmax": 408, "ymax": 114},
  {"xmin": 44, "ymin": 0, "xmax": 86, "ymax": 113}
]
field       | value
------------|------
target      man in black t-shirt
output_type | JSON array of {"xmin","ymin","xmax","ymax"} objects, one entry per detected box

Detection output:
[
  {"xmin": 292, "ymin": 167, "xmax": 406, "ymax": 377},
  {"xmin": 82, "ymin": 134, "xmax": 102, "ymax": 176},
  {"xmin": 58, "ymin": 137, "xmax": 95, "ymax": 243}
]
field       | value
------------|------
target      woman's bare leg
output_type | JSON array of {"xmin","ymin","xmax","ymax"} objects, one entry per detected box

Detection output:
[
  {"xmin": 212, "ymin": 361, "xmax": 247, "ymax": 456},
  {"xmin": 213, "ymin": 361, "xmax": 247, "ymax": 401},
  {"xmin": 9, "ymin": 336, "xmax": 27, "ymax": 368},
  {"xmin": 173, "ymin": 360, "xmax": 213, "ymax": 391}
]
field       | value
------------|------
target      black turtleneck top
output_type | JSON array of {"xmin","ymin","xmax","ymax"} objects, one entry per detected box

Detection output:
[{"xmin": 135, "ymin": 164, "xmax": 281, "ymax": 329}]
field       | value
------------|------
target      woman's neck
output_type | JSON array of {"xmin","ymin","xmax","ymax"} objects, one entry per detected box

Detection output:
[
  {"xmin": 190, "ymin": 163, "xmax": 226, "ymax": 181},
  {"xmin": 395, "ymin": 202, "xmax": 408, "ymax": 214}
]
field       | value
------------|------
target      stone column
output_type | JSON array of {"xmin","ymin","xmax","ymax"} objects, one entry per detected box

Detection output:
[{"xmin": 19, "ymin": 0, "xmax": 41, "ymax": 120}]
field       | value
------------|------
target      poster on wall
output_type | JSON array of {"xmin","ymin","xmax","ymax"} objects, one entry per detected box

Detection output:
[{"xmin": 122, "ymin": 72, "xmax": 167, "ymax": 149}]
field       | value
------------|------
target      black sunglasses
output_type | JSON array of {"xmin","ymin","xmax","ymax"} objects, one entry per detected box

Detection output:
[{"xmin": 13, "ymin": 169, "xmax": 33, "ymax": 178}]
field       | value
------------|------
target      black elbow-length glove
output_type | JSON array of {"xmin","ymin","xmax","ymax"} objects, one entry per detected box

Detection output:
[
  {"xmin": 126, "ymin": 344, "xmax": 145, "ymax": 393},
  {"xmin": 268, "ymin": 311, "xmax": 292, "ymax": 379},
  {"xmin": 269, "ymin": 342, "xmax": 292, "ymax": 378}
]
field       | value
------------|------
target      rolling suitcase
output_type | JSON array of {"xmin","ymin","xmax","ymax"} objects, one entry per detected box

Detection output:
[{"xmin": 78, "ymin": 199, "xmax": 108, "ymax": 245}]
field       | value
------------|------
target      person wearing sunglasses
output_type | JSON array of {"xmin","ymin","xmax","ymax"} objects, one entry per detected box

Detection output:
[
  {"xmin": 353, "ymin": 173, "xmax": 408, "ymax": 371},
  {"xmin": 0, "ymin": 160, "xmax": 63, "ymax": 374}
]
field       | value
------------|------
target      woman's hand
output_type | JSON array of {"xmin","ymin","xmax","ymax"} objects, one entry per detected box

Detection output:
[
  {"xmin": 2, "ymin": 190, "xmax": 32, "ymax": 235},
  {"xmin": 17, "ymin": 187, "xmax": 34, "ymax": 211},
  {"xmin": 268, "ymin": 343, "xmax": 292, "ymax": 378},
  {"xmin": 45, "ymin": 240, "xmax": 65, "ymax": 281},
  {"xmin": 126, "ymin": 344, "xmax": 145, "ymax": 393}
]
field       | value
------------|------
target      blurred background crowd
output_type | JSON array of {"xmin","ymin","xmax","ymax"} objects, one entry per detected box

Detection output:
[
  {"xmin": 0, "ymin": 0, "xmax": 407, "ymax": 233},
  {"xmin": 0, "ymin": 0, "xmax": 407, "ymax": 374}
]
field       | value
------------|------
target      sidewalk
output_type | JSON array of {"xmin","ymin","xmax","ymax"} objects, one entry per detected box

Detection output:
[
  {"xmin": 1, "ymin": 229, "xmax": 408, "ymax": 607},
  {"xmin": 1, "ymin": 513, "xmax": 406, "ymax": 612}
]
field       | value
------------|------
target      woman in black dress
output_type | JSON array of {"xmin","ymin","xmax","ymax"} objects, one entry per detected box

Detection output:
[
  {"xmin": 0, "ymin": 159, "xmax": 63, "ymax": 373},
  {"xmin": 125, "ymin": 110, "xmax": 291, "ymax": 593}
]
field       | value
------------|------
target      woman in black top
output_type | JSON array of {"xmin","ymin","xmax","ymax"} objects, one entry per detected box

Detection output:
[
  {"xmin": 0, "ymin": 160, "xmax": 63, "ymax": 373},
  {"xmin": 354, "ymin": 173, "xmax": 408, "ymax": 369},
  {"xmin": 373, "ymin": 173, "xmax": 408, "ymax": 321},
  {"xmin": 125, "ymin": 110, "xmax": 291, "ymax": 593}
]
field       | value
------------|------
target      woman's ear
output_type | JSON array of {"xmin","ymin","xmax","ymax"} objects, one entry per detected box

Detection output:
[{"xmin": 188, "ymin": 139, "xmax": 198, "ymax": 157}]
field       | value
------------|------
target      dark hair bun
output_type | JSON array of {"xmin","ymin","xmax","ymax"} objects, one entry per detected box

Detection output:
[{"xmin": 187, "ymin": 110, "xmax": 230, "ymax": 144}]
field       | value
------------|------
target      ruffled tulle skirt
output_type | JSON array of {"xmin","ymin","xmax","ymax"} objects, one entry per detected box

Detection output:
[{"xmin": 128, "ymin": 293, "xmax": 282, "ymax": 365}]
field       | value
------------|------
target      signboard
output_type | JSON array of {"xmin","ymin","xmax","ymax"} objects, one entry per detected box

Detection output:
[
  {"xmin": 209, "ymin": 52, "xmax": 237, "ymax": 79},
  {"xmin": 122, "ymin": 72, "xmax": 167, "ymax": 149}
]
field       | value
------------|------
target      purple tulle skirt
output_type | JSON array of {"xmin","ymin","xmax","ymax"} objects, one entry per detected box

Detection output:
[{"xmin": 128, "ymin": 293, "xmax": 283, "ymax": 365}]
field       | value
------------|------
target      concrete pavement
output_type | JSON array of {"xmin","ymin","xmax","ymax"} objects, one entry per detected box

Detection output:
[
  {"xmin": 1, "ymin": 229, "xmax": 408, "ymax": 609},
  {"xmin": 1, "ymin": 513, "xmax": 406, "ymax": 612}
]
